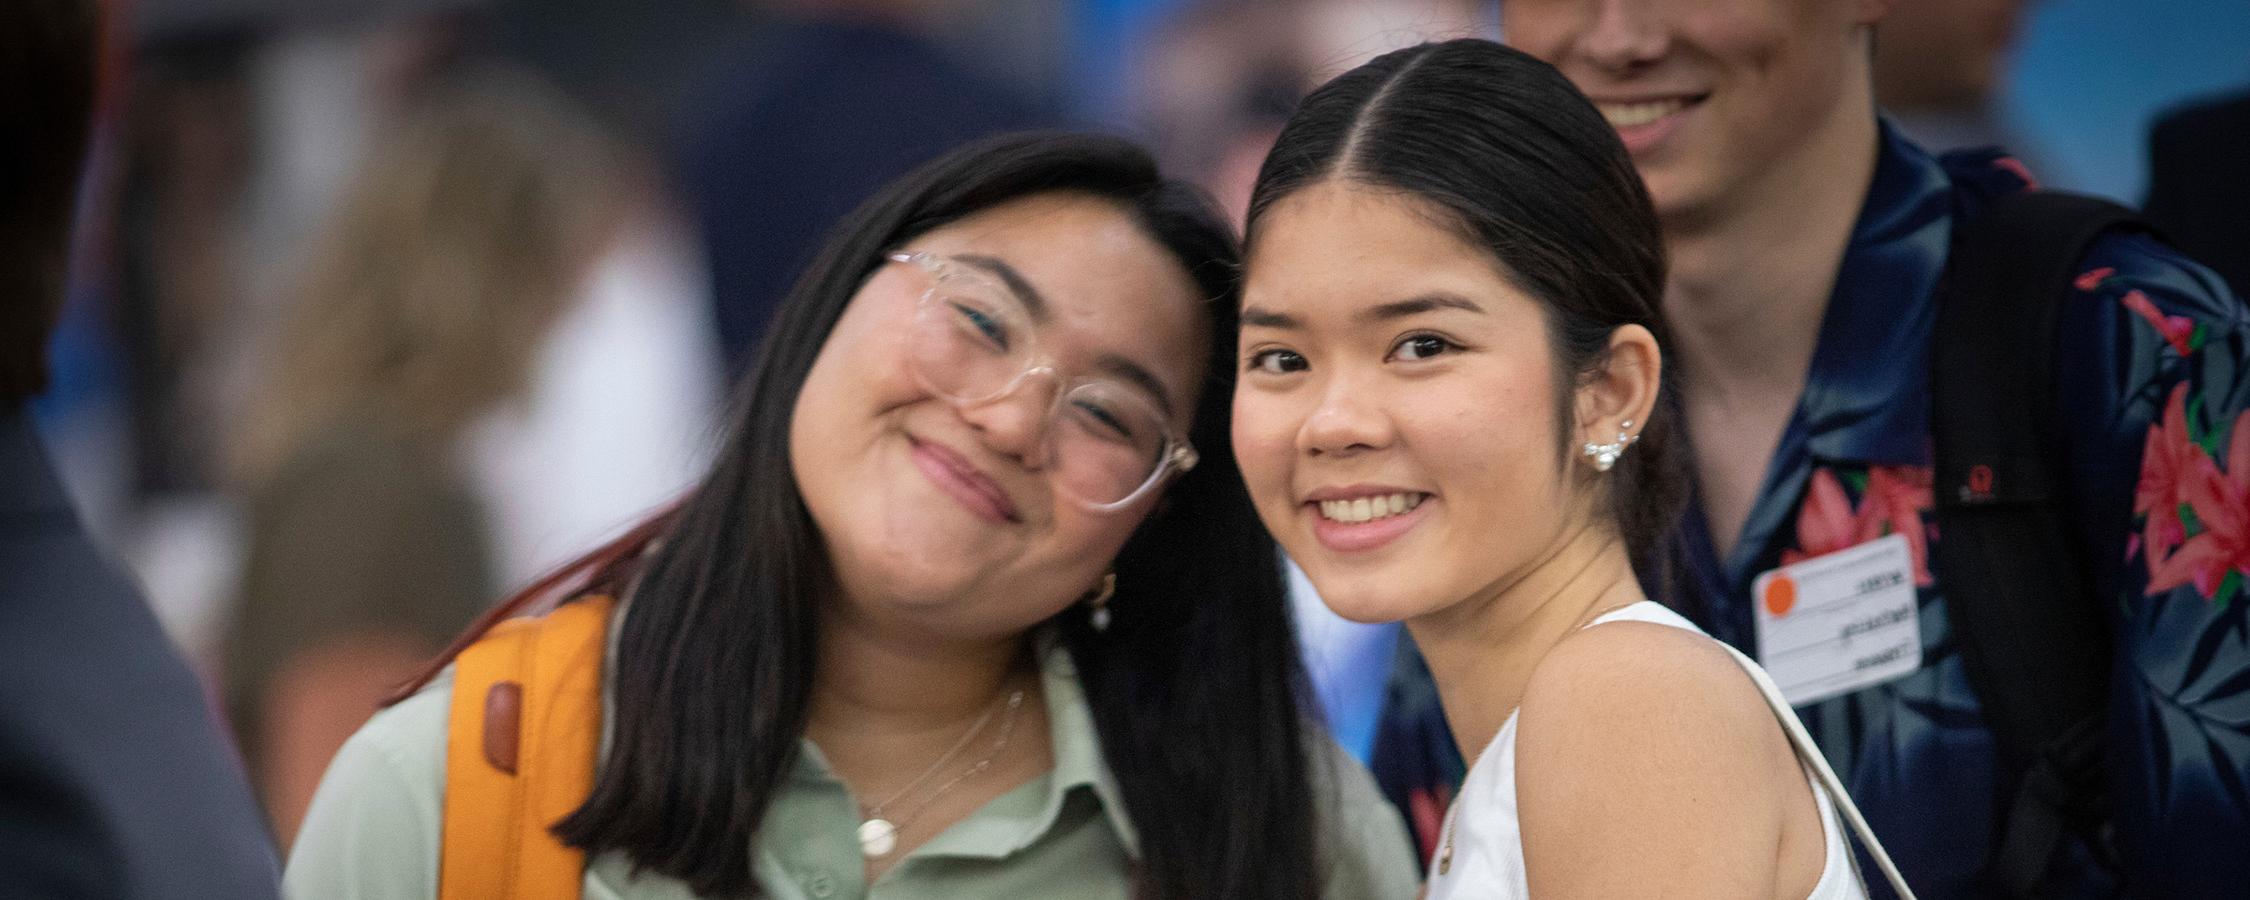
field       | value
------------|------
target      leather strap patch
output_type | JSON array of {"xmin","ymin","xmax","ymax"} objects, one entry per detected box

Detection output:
[{"xmin": 483, "ymin": 680, "xmax": 523, "ymax": 774}]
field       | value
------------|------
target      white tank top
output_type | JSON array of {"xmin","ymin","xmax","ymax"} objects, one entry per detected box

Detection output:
[{"xmin": 1422, "ymin": 601, "xmax": 1914, "ymax": 900}]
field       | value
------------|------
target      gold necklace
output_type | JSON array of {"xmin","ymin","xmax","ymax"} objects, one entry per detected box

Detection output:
[{"xmin": 856, "ymin": 689, "xmax": 1026, "ymax": 858}]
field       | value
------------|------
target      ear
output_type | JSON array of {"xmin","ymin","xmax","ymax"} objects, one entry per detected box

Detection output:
[{"xmin": 1572, "ymin": 324, "xmax": 1661, "ymax": 453}]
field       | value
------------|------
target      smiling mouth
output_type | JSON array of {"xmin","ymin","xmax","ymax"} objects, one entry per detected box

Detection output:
[
  {"xmin": 908, "ymin": 436, "xmax": 1021, "ymax": 523},
  {"xmin": 1595, "ymin": 96, "xmax": 1702, "ymax": 128},
  {"xmin": 1316, "ymin": 492, "xmax": 1427, "ymax": 524}
]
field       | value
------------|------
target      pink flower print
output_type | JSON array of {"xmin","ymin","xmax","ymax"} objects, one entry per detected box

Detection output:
[
  {"xmin": 2075, "ymin": 267, "xmax": 2116, "ymax": 292},
  {"xmin": 1859, "ymin": 466, "xmax": 1937, "ymax": 586},
  {"xmin": 1780, "ymin": 466, "xmax": 1937, "ymax": 583},
  {"xmin": 1781, "ymin": 467, "xmax": 1937, "ymax": 584},
  {"xmin": 1783, "ymin": 468, "xmax": 1861, "ymax": 565},
  {"xmin": 2123, "ymin": 289, "xmax": 2199, "ymax": 358},
  {"xmin": 1993, "ymin": 157, "xmax": 2042, "ymax": 190},
  {"xmin": 2149, "ymin": 409, "xmax": 2250, "ymax": 600},
  {"xmin": 1406, "ymin": 786, "xmax": 1449, "ymax": 860},
  {"xmin": 2137, "ymin": 384, "xmax": 2199, "ymax": 575}
]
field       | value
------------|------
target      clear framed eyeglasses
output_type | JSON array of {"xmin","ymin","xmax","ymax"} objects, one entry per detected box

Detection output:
[{"xmin": 887, "ymin": 251, "xmax": 1199, "ymax": 511}]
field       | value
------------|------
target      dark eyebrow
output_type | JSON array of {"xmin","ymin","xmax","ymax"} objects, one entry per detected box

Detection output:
[
  {"xmin": 1240, "ymin": 306, "xmax": 1301, "ymax": 329},
  {"xmin": 1097, "ymin": 353, "xmax": 1178, "ymax": 420},
  {"xmin": 949, "ymin": 253, "xmax": 1175, "ymax": 416},
  {"xmin": 1359, "ymin": 292, "xmax": 1485, "ymax": 323},
  {"xmin": 952, "ymin": 254, "xmax": 1048, "ymax": 322},
  {"xmin": 1241, "ymin": 293, "xmax": 1484, "ymax": 330}
]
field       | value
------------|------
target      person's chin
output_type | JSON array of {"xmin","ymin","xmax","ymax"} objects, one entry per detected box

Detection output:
[
  {"xmin": 847, "ymin": 555, "xmax": 983, "ymax": 619},
  {"xmin": 1642, "ymin": 162, "xmax": 1729, "ymax": 224},
  {"xmin": 1303, "ymin": 570, "xmax": 1438, "ymax": 626},
  {"xmin": 851, "ymin": 508, "xmax": 1001, "ymax": 585}
]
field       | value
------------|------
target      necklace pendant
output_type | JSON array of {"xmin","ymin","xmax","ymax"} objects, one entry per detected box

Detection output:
[{"xmin": 858, "ymin": 818, "xmax": 899, "ymax": 858}]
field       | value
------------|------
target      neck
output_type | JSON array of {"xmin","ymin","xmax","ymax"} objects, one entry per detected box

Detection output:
[
  {"xmin": 1405, "ymin": 518, "xmax": 1646, "ymax": 765},
  {"xmin": 1662, "ymin": 87, "xmax": 1881, "ymax": 414},
  {"xmin": 808, "ymin": 603, "xmax": 1030, "ymax": 743}
]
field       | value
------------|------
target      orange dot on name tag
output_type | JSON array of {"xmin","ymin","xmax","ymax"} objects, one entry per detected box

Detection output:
[{"xmin": 1764, "ymin": 575, "xmax": 1798, "ymax": 618}]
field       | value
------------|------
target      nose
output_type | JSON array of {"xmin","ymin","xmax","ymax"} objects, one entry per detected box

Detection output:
[
  {"xmin": 1577, "ymin": 0, "xmax": 1669, "ymax": 75},
  {"xmin": 957, "ymin": 368, "xmax": 1058, "ymax": 469},
  {"xmin": 1298, "ymin": 375, "xmax": 1394, "ymax": 459}
]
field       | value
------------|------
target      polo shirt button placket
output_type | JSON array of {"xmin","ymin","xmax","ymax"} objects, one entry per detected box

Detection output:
[{"xmin": 804, "ymin": 870, "xmax": 837, "ymax": 898}]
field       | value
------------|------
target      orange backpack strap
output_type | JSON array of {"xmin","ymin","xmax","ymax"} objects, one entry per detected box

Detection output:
[{"xmin": 440, "ymin": 595, "xmax": 615, "ymax": 900}]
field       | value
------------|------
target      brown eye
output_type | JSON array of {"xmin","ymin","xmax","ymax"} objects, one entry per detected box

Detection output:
[
  {"xmin": 1391, "ymin": 334, "xmax": 1456, "ymax": 361},
  {"xmin": 1247, "ymin": 348, "xmax": 1308, "ymax": 374}
]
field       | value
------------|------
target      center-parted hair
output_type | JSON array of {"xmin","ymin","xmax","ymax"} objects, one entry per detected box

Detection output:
[{"xmin": 1245, "ymin": 38, "xmax": 1686, "ymax": 573}]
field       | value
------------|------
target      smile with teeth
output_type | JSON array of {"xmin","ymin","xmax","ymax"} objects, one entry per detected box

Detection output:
[
  {"xmin": 1317, "ymin": 493, "xmax": 1426, "ymax": 524},
  {"xmin": 1598, "ymin": 98, "xmax": 1691, "ymax": 128}
]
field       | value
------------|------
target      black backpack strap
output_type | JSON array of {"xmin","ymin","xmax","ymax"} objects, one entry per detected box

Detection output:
[{"xmin": 1932, "ymin": 189, "xmax": 2149, "ymax": 896}]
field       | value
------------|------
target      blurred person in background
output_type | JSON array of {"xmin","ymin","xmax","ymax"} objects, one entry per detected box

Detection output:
[
  {"xmin": 84, "ymin": 0, "xmax": 725, "ymax": 684},
  {"xmin": 221, "ymin": 67, "xmax": 622, "ymax": 848},
  {"xmin": 287, "ymin": 132, "xmax": 1415, "ymax": 899},
  {"xmin": 112, "ymin": 1, "xmax": 484, "ymax": 503},
  {"xmin": 1128, "ymin": 0, "xmax": 1493, "ymax": 225},
  {"xmin": 2144, "ymin": 88, "xmax": 2250, "ymax": 299},
  {"xmin": 1127, "ymin": 0, "xmax": 1304, "ymax": 225},
  {"xmin": 1352, "ymin": 1, "xmax": 2250, "ymax": 896},
  {"xmin": 1868, "ymin": 0, "xmax": 2041, "ymax": 159},
  {"xmin": 111, "ymin": 23, "xmax": 258, "ymax": 501},
  {"xmin": 669, "ymin": 0, "xmax": 1054, "ymax": 376},
  {"xmin": 67, "ymin": 4, "xmax": 497, "ymax": 675},
  {"xmin": 0, "ymin": 0, "xmax": 280, "ymax": 894}
]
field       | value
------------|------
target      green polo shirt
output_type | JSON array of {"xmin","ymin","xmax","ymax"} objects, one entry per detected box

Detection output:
[{"xmin": 285, "ymin": 627, "xmax": 1416, "ymax": 899}]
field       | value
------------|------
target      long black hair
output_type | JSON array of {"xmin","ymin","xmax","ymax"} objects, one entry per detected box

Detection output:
[
  {"xmin": 1245, "ymin": 38, "xmax": 1687, "ymax": 573},
  {"xmin": 413, "ymin": 132, "xmax": 1318, "ymax": 898}
]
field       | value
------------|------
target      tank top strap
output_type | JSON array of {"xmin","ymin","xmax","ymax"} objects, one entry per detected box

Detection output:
[
  {"xmin": 1583, "ymin": 602, "xmax": 1918, "ymax": 899},
  {"xmin": 1705, "ymin": 639, "xmax": 1915, "ymax": 898}
]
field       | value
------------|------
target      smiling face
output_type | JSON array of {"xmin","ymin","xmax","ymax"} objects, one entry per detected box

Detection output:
[
  {"xmin": 1502, "ymin": 0, "xmax": 1887, "ymax": 220},
  {"xmin": 1234, "ymin": 181, "xmax": 1597, "ymax": 624},
  {"xmin": 790, "ymin": 192, "xmax": 1210, "ymax": 640}
]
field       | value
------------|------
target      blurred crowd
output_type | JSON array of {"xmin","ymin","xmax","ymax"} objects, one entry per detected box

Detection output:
[{"xmin": 22, "ymin": 0, "xmax": 2250, "ymax": 857}]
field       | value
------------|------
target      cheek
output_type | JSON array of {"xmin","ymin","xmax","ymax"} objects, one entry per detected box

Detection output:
[
  {"xmin": 1230, "ymin": 388, "xmax": 1300, "ymax": 497},
  {"xmin": 1024, "ymin": 505, "xmax": 1149, "ymax": 606},
  {"xmin": 796, "ymin": 301, "xmax": 919, "ymax": 425},
  {"xmin": 1705, "ymin": 8, "xmax": 1842, "ymax": 113},
  {"xmin": 1067, "ymin": 506, "xmax": 1146, "ymax": 558},
  {"xmin": 789, "ymin": 303, "xmax": 926, "ymax": 511},
  {"xmin": 1433, "ymin": 414, "xmax": 1539, "ymax": 489},
  {"xmin": 1497, "ymin": 4, "xmax": 1584, "ymax": 64},
  {"xmin": 1420, "ymin": 361, "xmax": 1567, "ymax": 511}
]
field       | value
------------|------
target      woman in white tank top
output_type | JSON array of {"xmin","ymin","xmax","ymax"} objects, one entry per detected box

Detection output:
[{"xmin": 1229, "ymin": 39, "xmax": 1915, "ymax": 899}]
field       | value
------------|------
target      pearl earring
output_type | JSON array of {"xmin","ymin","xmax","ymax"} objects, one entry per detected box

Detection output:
[
  {"xmin": 1581, "ymin": 419, "xmax": 1638, "ymax": 473},
  {"xmin": 1085, "ymin": 572, "xmax": 1116, "ymax": 631}
]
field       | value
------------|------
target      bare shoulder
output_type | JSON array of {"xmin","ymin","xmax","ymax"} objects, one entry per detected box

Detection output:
[
  {"xmin": 1519, "ymin": 620, "xmax": 1775, "ymax": 742},
  {"xmin": 1512, "ymin": 620, "xmax": 1800, "ymax": 896}
]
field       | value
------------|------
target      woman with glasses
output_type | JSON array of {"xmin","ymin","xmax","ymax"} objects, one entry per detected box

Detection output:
[
  {"xmin": 1231, "ymin": 41, "xmax": 1908, "ymax": 898},
  {"xmin": 283, "ymin": 132, "xmax": 1416, "ymax": 899}
]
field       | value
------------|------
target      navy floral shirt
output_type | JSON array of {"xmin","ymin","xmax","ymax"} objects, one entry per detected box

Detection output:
[{"xmin": 1368, "ymin": 122, "xmax": 2250, "ymax": 898}]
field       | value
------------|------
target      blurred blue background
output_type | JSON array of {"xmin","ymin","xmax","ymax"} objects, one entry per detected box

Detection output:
[{"xmin": 2010, "ymin": 0, "xmax": 2250, "ymax": 201}]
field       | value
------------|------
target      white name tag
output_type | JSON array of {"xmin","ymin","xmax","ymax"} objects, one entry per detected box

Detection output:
[{"xmin": 1751, "ymin": 533, "xmax": 1922, "ymax": 707}]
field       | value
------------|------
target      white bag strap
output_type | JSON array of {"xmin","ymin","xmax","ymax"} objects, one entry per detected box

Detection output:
[{"xmin": 1715, "ymin": 643, "xmax": 1919, "ymax": 900}]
